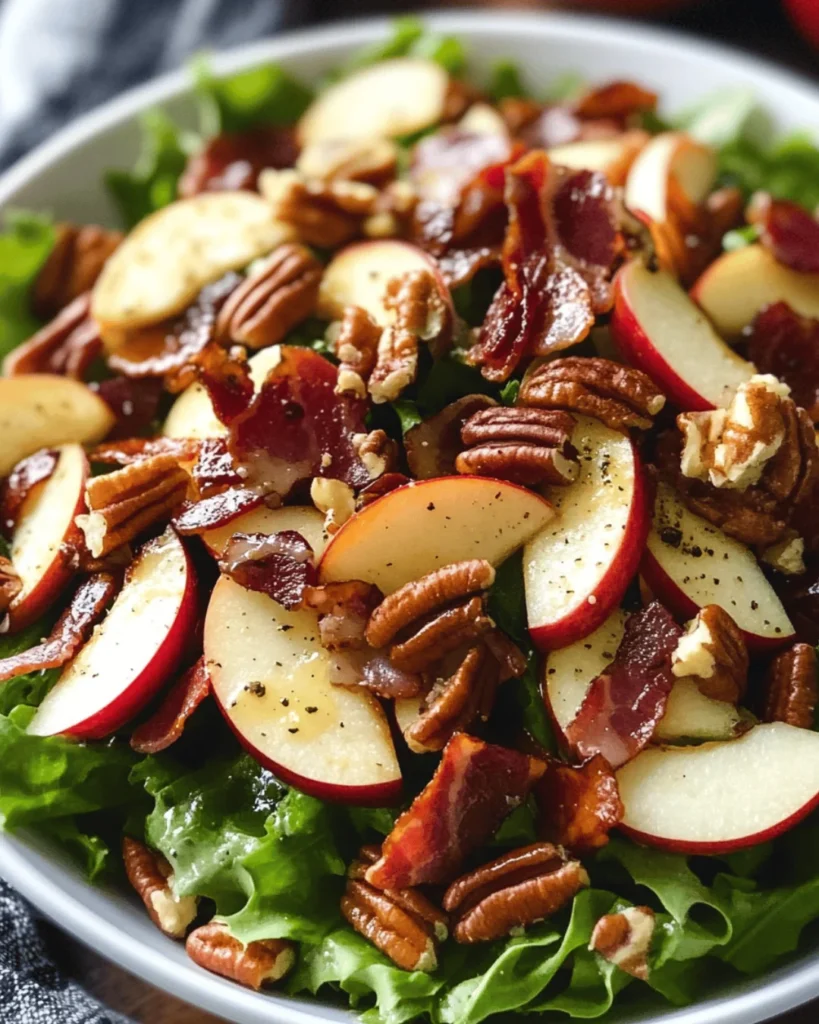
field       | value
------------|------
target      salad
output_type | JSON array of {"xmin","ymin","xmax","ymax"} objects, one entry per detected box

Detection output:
[{"xmin": 2, "ymin": 17, "xmax": 819, "ymax": 1024}]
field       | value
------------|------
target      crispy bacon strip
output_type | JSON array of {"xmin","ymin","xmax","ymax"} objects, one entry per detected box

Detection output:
[
  {"xmin": 0, "ymin": 573, "xmax": 119, "ymax": 683},
  {"xmin": 748, "ymin": 193, "xmax": 819, "ymax": 274},
  {"xmin": 91, "ymin": 376, "xmax": 165, "ymax": 440},
  {"xmin": 536, "ymin": 754, "xmax": 624, "ymax": 853},
  {"xmin": 1, "ymin": 448, "xmax": 58, "ymax": 535},
  {"xmin": 130, "ymin": 657, "xmax": 211, "ymax": 753},
  {"xmin": 173, "ymin": 488, "xmax": 266, "ymax": 534},
  {"xmin": 565, "ymin": 602, "xmax": 682, "ymax": 769},
  {"xmin": 197, "ymin": 342, "xmax": 255, "ymax": 426},
  {"xmin": 218, "ymin": 531, "xmax": 316, "ymax": 609},
  {"xmin": 365, "ymin": 733, "xmax": 546, "ymax": 889},
  {"xmin": 191, "ymin": 438, "xmax": 242, "ymax": 494},
  {"xmin": 747, "ymin": 302, "xmax": 819, "ymax": 423},
  {"xmin": 179, "ymin": 126, "xmax": 299, "ymax": 198}
]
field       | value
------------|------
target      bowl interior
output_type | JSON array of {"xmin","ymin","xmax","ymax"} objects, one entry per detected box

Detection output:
[{"xmin": 2, "ymin": 11, "xmax": 819, "ymax": 1024}]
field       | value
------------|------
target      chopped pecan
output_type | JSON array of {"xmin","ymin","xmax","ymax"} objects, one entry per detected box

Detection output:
[
  {"xmin": 130, "ymin": 658, "xmax": 210, "ymax": 754},
  {"xmin": 405, "ymin": 395, "xmax": 498, "ymax": 480},
  {"xmin": 214, "ymin": 244, "xmax": 321, "ymax": 349},
  {"xmin": 302, "ymin": 580, "xmax": 382, "ymax": 652},
  {"xmin": 0, "ymin": 557, "xmax": 21, "ymax": 616},
  {"xmin": 761, "ymin": 532, "xmax": 807, "ymax": 576},
  {"xmin": 260, "ymin": 167, "xmax": 378, "ymax": 247},
  {"xmin": 456, "ymin": 406, "xmax": 579, "ymax": 486},
  {"xmin": 76, "ymin": 455, "xmax": 190, "ymax": 558},
  {"xmin": 764, "ymin": 643, "xmax": 817, "ymax": 729},
  {"xmin": 389, "ymin": 595, "xmax": 493, "ymax": 673},
  {"xmin": 342, "ymin": 846, "xmax": 448, "ymax": 972},
  {"xmin": 332, "ymin": 306, "xmax": 381, "ymax": 398},
  {"xmin": 443, "ymin": 843, "xmax": 589, "ymax": 943},
  {"xmin": 186, "ymin": 922, "xmax": 295, "ymax": 989},
  {"xmin": 122, "ymin": 837, "xmax": 198, "ymax": 939},
  {"xmin": 671, "ymin": 605, "xmax": 748, "ymax": 704},
  {"xmin": 4, "ymin": 292, "xmax": 102, "ymax": 378},
  {"xmin": 32, "ymin": 222, "xmax": 122, "ymax": 320},
  {"xmin": 356, "ymin": 472, "xmax": 411, "ymax": 509},
  {"xmin": 296, "ymin": 137, "xmax": 398, "ymax": 186},
  {"xmin": 536, "ymin": 755, "xmax": 624, "ymax": 853},
  {"xmin": 520, "ymin": 357, "xmax": 665, "ymax": 432},
  {"xmin": 310, "ymin": 477, "xmax": 356, "ymax": 534},
  {"xmin": 590, "ymin": 906, "xmax": 655, "ymax": 980},
  {"xmin": 353, "ymin": 429, "xmax": 398, "ymax": 480}
]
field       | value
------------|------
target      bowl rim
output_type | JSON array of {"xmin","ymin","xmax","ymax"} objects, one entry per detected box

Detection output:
[{"xmin": 2, "ymin": 9, "xmax": 819, "ymax": 1024}]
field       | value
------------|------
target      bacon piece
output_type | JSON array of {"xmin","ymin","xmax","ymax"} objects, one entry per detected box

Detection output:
[
  {"xmin": 573, "ymin": 81, "xmax": 657, "ymax": 122},
  {"xmin": 747, "ymin": 302, "xmax": 819, "ymax": 423},
  {"xmin": 90, "ymin": 437, "xmax": 201, "ymax": 468},
  {"xmin": 0, "ymin": 573, "xmax": 119, "ymax": 683},
  {"xmin": 191, "ymin": 438, "xmax": 243, "ymax": 495},
  {"xmin": 536, "ymin": 754, "xmax": 624, "ymax": 853},
  {"xmin": 565, "ymin": 602, "xmax": 682, "ymax": 769},
  {"xmin": 302, "ymin": 580, "xmax": 382, "ymax": 651},
  {"xmin": 1, "ymin": 448, "xmax": 58, "ymax": 535},
  {"xmin": 196, "ymin": 342, "xmax": 255, "ymax": 427},
  {"xmin": 130, "ymin": 657, "xmax": 211, "ymax": 753},
  {"xmin": 411, "ymin": 129, "xmax": 514, "ymax": 207},
  {"xmin": 91, "ymin": 376, "xmax": 165, "ymax": 440},
  {"xmin": 173, "ymin": 488, "xmax": 266, "ymax": 534},
  {"xmin": 179, "ymin": 127, "xmax": 300, "ymax": 198},
  {"xmin": 520, "ymin": 82, "xmax": 656, "ymax": 151},
  {"xmin": 218, "ymin": 530, "xmax": 316, "ymax": 609},
  {"xmin": 365, "ymin": 733, "xmax": 546, "ymax": 889},
  {"xmin": 748, "ymin": 193, "xmax": 819, "ymax": 274}
]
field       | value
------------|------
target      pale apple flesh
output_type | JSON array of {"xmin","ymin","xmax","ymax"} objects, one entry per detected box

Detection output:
[
  {"xmin": 624, "ymin": 130, "xmax": 716, "ymax": 224},
  {"xmin": 318, "ymin": 475, "xmax": 554, "ymax": 595},
  {"xmin": 202, "ymin": 505, "xmax": 329, "ymax": 559},
  {"xmin": 524, "ymin": 415, "xmax": 648, "ymax": 652},
  {"xmin": 205, "ymin": 575, "xmax": 401, "ymax": 805},
  {"xmin": 27, "ymin": 528, "xmax": 198, "ymax": 740}
]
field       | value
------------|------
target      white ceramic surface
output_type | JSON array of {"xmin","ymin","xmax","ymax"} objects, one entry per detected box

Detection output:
[{"xmin": 2, "ymin": 11, "xmax": 819, "ymax": 1024}]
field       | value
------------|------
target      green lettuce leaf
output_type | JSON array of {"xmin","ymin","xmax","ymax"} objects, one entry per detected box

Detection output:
[
  {"xmin": 0, "ymin": 617, "xmax": 59, "ymax": 716},
  {"xmin": 674, "ymin": 87, "xmax": 766, "ymax": 149},
  {"xmin": 0, "ymin": 211, "xmax": 54, "ymax": 360},
  {"xmin": 37, "ymin": 817, "xmax": 111, "ymax": 881},
  {"xmin": 346, "ymin": 17, "xmax": 465, "ymax": 76},
  {"xmin": 719, "ymin": 132, "xmax": 819, "ymax": 210},
  {"xmin": 487, "ymin": 60, "xmax": 528, "ymax": 102}
]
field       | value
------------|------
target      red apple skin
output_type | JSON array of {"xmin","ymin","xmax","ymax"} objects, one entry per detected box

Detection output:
[
  {"xmin": 64, "ymin": 538, "xmax": 199, "ymax": 740},
  {"xmin": 784, "ymin": 0, "xmax": 819, "ymax": 51},
  {"xmin": 528, "ymin": 444, "xmax": 650, "ymax": 652},
  {"xmin": 610, "ymin": 271, "xmax": 714, "ymax": 412}
]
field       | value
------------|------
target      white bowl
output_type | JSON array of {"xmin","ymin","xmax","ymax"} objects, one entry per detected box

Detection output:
[{"xmin": 2, "ymin": 11, "xmax": 819, "ymax": 1024}]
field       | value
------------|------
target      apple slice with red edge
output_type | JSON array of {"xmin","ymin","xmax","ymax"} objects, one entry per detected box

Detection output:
[
  {"xmin": 617, "ymin": 723, "xmax": 819, "ymax": 853},
  {"xmin": 624, "ymin": 131, "xmax": 716, "ymax": 224},
  {"xmin": 28, "ymin": 527, "xmax": 197, "ymax": 739},
  {"xmin": 318, "ymin": 475, "xmax": 554, "ymax": 595},
  {"xmin": 205, "ymin": 575, "xmax": 401, "ymax": 805},
  {"xmin": 202, "ymin": 505, "xmax": 328, "ymax": 559},
  {"xmin": 611, "ymin": 262, "xmax": 754, "ymax": 411},
  {"xmin": 7, "ymin": 443, "xmax": 89, "ymax": 632},
  {"xmin": 524, "ymin": 415, "xmax": 649, "ymax": 652},
  {"xmin": 641, "ymin": 482, "xmax": 795, "ymax": 651},
  {"xmin": 691, "ymin": 243, "xmax": 819, "ymax": 338},
  {"xmin": 548, "ymin": 132, "xmax": 648, "ymax": 185}
]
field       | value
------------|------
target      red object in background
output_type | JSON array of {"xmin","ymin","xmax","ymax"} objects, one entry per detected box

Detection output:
[{"xmin": 783, "ymin": 0, "xmax": 819, "ymax": 50}]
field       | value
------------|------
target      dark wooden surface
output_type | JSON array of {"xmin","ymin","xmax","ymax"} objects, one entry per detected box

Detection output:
[{"xmin": 42, "ymin": 1, "xmax": 818, "ymax": 1021}]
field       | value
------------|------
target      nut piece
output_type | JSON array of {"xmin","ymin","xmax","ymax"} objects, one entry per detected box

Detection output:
[
  {"xmin": 519, "ymin": 357, "xmax": 665, "ymax": 432},
  {"xmin": 589, "ymin": 906, "xmax": 655, "ymax": 980},
  {"xmin": 260, "ymin": 167, "xmax": 379, "ymax": 248},
  {"xmin": 122, "ymin": 837, "xmax": 198, "ymax": 938},
  {"xmin": 761, "ymin": 532, "xmax": 806, "ymax": 576},
  {"xmin": 296, "ymin": 137, "xmax": 398, "ymax": 186},
  {"xmin": 33, "ymin": 222, "xmax": 122, "ymax": 320},
  {"xmin": 0, "ymin": 556, "xmax": 22, "ymax": 616},
  {"xmin": 214, "ymin": 243, "xmax": 322, "ymax": 349},
  {"xmin": 310, "ymin": 477, "xmax": 356, "ymax": 535},
  {"xmin": 332, "ymin": 306, "xmax": 381, "ymax": 398},
  {"xmin": 671, "ymin": 605, "xmax": 748, "ymax": 704},
  {"xmin": 443, "ymin": 843, "xmax": 589, "ymax": 943},
  {"xmin": 456, "ymin": 406, "xmax": 579, "ymax": 486},
  {"xmin": 4, "ymin": 292, "xmax": 102, "ymax": 379},
  {"xmin": 764, "ymin": 643, "xmax": 817, "ymax": 729},
  {"xmin": 341, "ymin": 846, "xmax": 448, "ymax": 972},
  {"xmin": 76, "ymin": 454, "xmax": 190, "ymax": 558},
  {"xmin": 186, "ymin": 922, "xmax": 296, "ymax": 989},
  {"xmin": 353, "ymin": 429, "xmax": 398, "ymax": 481}
]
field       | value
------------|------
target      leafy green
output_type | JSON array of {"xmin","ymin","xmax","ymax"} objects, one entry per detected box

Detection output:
[
  {"xmin": 720, "ymin": 132, "xmax": 819, "ymax": 210},
  {"xmin": 723, "ymin": 224, "xmax": 761, "ymax": 252},
  {"xmin": 487, "ymin": 60, "xmax": 528, "ymax": 103},
  {"xmin": 674, "ymin": 87, "xmax": 767, "ymax": 149},
  {"xmin": 37, "ymin": 818, "xmax": 111, "ymax": 881},
  {"xmin": 545, "ymin": 71, "xmax": 587, "ymax": 104},
  {"xmin": 499, "ymin": 379, "xmax": 520, "ymax": 406},
  {"xmin": 391, "ymin": 399, "xmax": 423, "ymax": 436},
  {"xmin": 345, "ymin": 17, "xmax": 465, "ymax": 76},
  {"xmin": 0, "ymin": 211, "xmax": 55, "ymax": 360},
  {"xmin": 415, "ymin": 354, "xmax": 496, "ymax": 417}
]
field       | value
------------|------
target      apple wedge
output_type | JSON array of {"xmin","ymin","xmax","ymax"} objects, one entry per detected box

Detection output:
[
  {"xmin": 642, "ymin": 482, "xmax": 794, "ymax": 650},
  {"xmin": 617, "ymin": 723, "xmax": 819, "ymax": 853},
  {"xmin": 611, "ymin": 262, "xmax": 754, "ymax": 411},
  {"xmin": 319, "ymin": 475, "xmax": 554, "ymax": 594},
  {"xmin": 691, "ymin": 243, "xmax": 819, "ymax": 338},
  {"xmin": 28, "ymin": 528, "xmax": 197, "ymax": 739},
  {"xmin": 202, "ymin": 505, "xmax": 328, "ymax": 558},
  {"xmin": 7, "ymin": 444, "xmax": 88, "ymax": 631},
  {"xmin": 624, "ymin": 131, "xmax": 716, "ymax": 225},
  {"xmin": 0, "ymin": 375, "xmax": 114, "ymax": 477},
  {"xmin": 524, "ymin": 415, "xmax": 648, "ymax": 652},
  {"xmin": 548, "ymin": 132, "xmax": 648, "ymax": 185},
  {"xmin": 298, "ymin": 58, "xmax": 449, "ymax": 145},
  {"xmin": 205, "ymin": 575, "xmax": 401, "ymax": 805}
]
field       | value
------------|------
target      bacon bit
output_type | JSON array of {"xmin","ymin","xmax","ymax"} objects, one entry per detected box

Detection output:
[
  {"xmin": 0, "ymin": 573, "xmax": 119, "ymax": 683},
  {"xmin": 174, "ymin": 487, "xmax": 266, "ymax": 534},
  {"xmin": 365, "ymin": 733, "xmax": 546, "ymax": 890},
  {"xmin": 411, "ymin": 129, "xmax": 514, "ymax": 207},
  {"xmin": 196, "ymin": 343, "xmax": 255, "ymax": 426},
  {"xmin": 518, "ymin": 82, "xmax": 656, "ymax": 151},
  {"xmin": 191, "ymin": 438, "xmax": 242, "ymax": 495},
  {"xmin": 130, "ymin": 657, "xmax": 211, "ymax": 753},
  {"xmin": 565, "ymin": 602, "xmax": 682, "ymax": 769},
  {"xmin": 302, "ymin": 580, "xmax": 382, "ymax": 651},
  {"xmin": 747, "ymin": 193, "xmax": 819, "ymax": 274},
  {"xmin": 179, "ymin": 127, "xmax": 300, "ymax": 198},
  {"xmin": 90, "ymin": 437, "xmax": 201, "ymax": 468},
  {"xmin": 1, "ymin": 448, "xmax": 58, "ymax": 535},
  {"xmin": 536, "ymin": 754, "xmax": 624, "ymax": 853},
  {"xmin": 360, "ymin": 653, "xmax": 423, "ymax": 698},
  {"xmin": 218, "ymin": 530, "xmax": 316, "ymax": 609},
  {"xmin": 90, "ymin": 376, "xmax": 165, "ymax": 440},
  {"xmin": 573, "ymin": 81, "xmax": 658, "ymax": 122},
  {"xmin": 747, "ymin": 303, "xmax": 819, "ymax": 423}
]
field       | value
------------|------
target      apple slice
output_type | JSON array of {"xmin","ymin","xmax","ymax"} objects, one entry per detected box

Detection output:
[
  {"xmin": 624, "ymin": 131, "xmax": 716, "ymax": 224},
  {"xmin": 202, "ymin": 505, "xmax": 328, "ymax": 558},
  {"xmin": 524, "ymin": 415, "xmax": 648, "ymax": 652},
  {"xmin": 617, "ymin": 723, "xmax": 819, "ymax": 853},
  {"xmin": 319, "ymin": 475, "xmax": 553, "ymax": 595},
  {"xmin": 0, "ymin": 375, "xmax": 114, "ymax": 476},
  {"xmin": 7, "ymin": 444, "xmax": 88, "ymax": 631},
  {"xmin": 691, "ymin": 243, "xmax": 819, "ymax": 338},
  {"xmin": 28, "ymin": 528, "xmax": 197, "ymax": 739},
  {"xmin": 642, "ymin": 482, "xmax": 794, "ymax": 650},
  {"xmin": 318, "ymin": 239, "xmax": 452, "ymax": 327},
  {"xmin": 205, "ymin": 575, "xmax": 401, "ymax": 805},
  {"xmin": 298, "ymin": 59, "xmax": 449, "ymax": 145},
  {"xmin": 611, "ymin": 262, "xmax": 754, "ymax": 411},
  {"xmin": 653, "ymin": 679, "xmax": 746, "ymax": 743},
  {"xmin": 548, "ymin": 132, "xmax": 648, "ymax": 185}
]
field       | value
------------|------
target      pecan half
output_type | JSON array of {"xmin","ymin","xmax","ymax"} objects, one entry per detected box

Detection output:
[
  {"xmin": 0, "ymin": 557, "xmax": 22, "ymax": 616},
  {"xmin": 456, "ymin": 406, "xmax": 578, "ymax": 486},
  {"xmin": 405, "ymin": 395, "xmax": 498, "ymax": 480},
  {"xmin": 342, "ymin": 845, "xmax": 448, "ymax": 972},
  {"xmin": 443, "ymin": 843, "xmax": 589, "ymax": 943},
  {"xmin": 122, "ymin": 837, "xmax": 198, "ymax": 938},
  {"xmin": 520, "ymin": 357, "xmax": 665, "ymax": 432},
  {"xmin": 260, "ymin": 167, "xmax": 378, "ymax": 247},
  {"xmin": 4, "ymin": 292, "xmax": 102, "ymax": 378},
  {"xmin": 32, "ymin": 222, "xmax": 122, "ymax": 320},
  {"xmin": 590, "ymin": 906, "xmax": 655, "ymax": 980},
  {"xmin": 296, "ymin": 137, "xmax": 398, "ymax": 186},
  {"xmin": 76, "ymin": 455, "xmax": 190, "ymax": 558},
  {"xmin": 671, "ymin": 605, "xmax": 748, "ymax": 704},
  {"xmin": 764, "ymin": 643, "xmax": 817, "ymax": 729},
  {"xmin": 389, "ymin": 595, "xmax": 493, "ymax": 673},
  {"xmin": 214, "ymin": 243, "xmax": 321, "ymax": 349},
  {"xmin": 186, "ymin": 922, "xmax": 295, "ymax": 989},
  {"xmin": 332, "ymin": 306, "xmax": 381, "ymax": 398}
]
